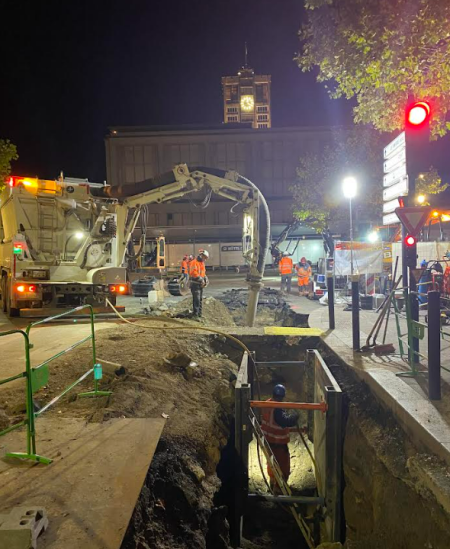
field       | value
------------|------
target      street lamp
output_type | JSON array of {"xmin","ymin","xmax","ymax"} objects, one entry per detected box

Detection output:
[
  {"xmin": 367, "ymin": 231, "xmax": 379, "ymax": 243},
  {"xmin": 342, "ymin": 177, "xmax": 357, "ymax": 275}
]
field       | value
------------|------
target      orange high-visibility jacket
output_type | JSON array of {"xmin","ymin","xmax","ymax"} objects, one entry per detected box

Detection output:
[
  {"xmin": 296, "ymin": 264, "xmax": 312, "ymax": 279},
  {"xmin": 279, "ymin": 257, "xmax": 294, "ymax": 275},
  {"xmin": 181, "ymin": 260, "xmax": 188, "ymax": 273},
  {"xmin": 261, "ymin": 398, "xmax": 291, "ymax": 445},
  {"xmin": 189, "ymin": 259, "xmax": 206, "ymax": 278}
]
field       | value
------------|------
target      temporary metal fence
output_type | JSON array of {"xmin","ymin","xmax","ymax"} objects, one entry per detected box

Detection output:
[
  {"xmin": 393, "ymin": 288, "xmax": 445, "ymax": 399},
  {"xmin": 0, "ymin": 304, "xmax": 111, "ymax": 464}
]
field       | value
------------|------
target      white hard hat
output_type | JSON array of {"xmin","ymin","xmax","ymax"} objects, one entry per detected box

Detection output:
[{"xmin": 200, "ymin": 249, "xmax": 209, "ymax": 259}]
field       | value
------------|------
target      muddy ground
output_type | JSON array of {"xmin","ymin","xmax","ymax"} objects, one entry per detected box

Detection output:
[{"xmin": 0, "ymin": 296, "xmax": 314, "ymax": 549}]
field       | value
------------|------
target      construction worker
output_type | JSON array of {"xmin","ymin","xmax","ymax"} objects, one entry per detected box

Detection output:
[
  {"xmin": 261, "ymin": 384, "xmax": 299, "ymax": 493},
  {"xmin": 296, "ymin": 257, "xmax": 312, "ymax": 297},
  {"xmin": 189, "ymin": 249, "xmax": 209, "ymax": 319},
  {"xmin": 279, "ymin": 252, "xmax": 294, "ymax": 293},
  {"xmin": 181, "ymin": 254, "xmax": 189, "ymax": 282}
]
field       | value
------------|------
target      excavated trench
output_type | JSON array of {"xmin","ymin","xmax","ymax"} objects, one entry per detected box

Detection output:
[{"xmin": 120, "ymin": 298, "xmax": 450, "ymax": 549}]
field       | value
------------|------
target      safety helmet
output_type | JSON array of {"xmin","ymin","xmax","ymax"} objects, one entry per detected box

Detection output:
[
  {"xmin": 189, "ymin": 255, "xmax": 194, "ymax": 260},
  {"xmin": 199, "ymin": 249, "xmax": 209, "ymax": 259},
  {"xmin": 183, "ymin": 255, "xmax": 188, "ymax": 260},
  {"xmin": 273, "ymin": 384, "xmax": 286, "ymax": 398},
  {"xmin": 420, "ymin": 259, "xmax": 427, "ymax": 267}
]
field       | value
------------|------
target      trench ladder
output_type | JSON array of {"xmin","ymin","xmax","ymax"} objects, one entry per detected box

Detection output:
[{"xmin": 249, "ymin": 408, "xmax": 315, "ymax": 549}]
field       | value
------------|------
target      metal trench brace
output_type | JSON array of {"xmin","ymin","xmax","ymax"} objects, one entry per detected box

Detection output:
[{"xmin": 249, "ymin": 407, "xmax": 316, "ymax": 549}]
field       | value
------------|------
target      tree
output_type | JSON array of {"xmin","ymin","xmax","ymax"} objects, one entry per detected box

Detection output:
[
  {"xmin": 0, "ymin": 139, "xmax": 18, "ymax": 190},
  {"xmin": 297, "ymin": 0, "xmax": 450, "ymax": 138},
  {"xmin": 291, "ymin": 130, "xmax": 384, "ymax": 235},
  {"xmin": 416, "ymin": 168, "xmax": 449, "ymax": 198}
]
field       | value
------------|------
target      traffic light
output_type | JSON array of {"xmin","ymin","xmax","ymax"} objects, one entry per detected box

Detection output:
[
  {"xmin": 404, "ymin": 234, "xmax": 417, "ymax": 268},
  {"xmin": 406, "ymin": 101, "xmax": 431, "ymax": 129},
  {"xmin": 405, "ymin": 100, "xmax": 432, "ymax": 199}
]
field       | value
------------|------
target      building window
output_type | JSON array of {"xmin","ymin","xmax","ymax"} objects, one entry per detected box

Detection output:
[
  {"xmin": 257, "ymin": 106, "xmax": 268, "ymax": 113},
  {"xmin": 227, "ymin": 107, "xmax": 238, "ymax": 114},
  {"xmin": 227, "ymin": 116, "xmax": 238, "ymax": 122},
  {"xmin": 256, "ymin": 84, "xmax": 269, "ymax": 102},
  {"xmin": 240, "ymin": 86, "xmax": 253, "ymax": 95},
  {"xmin": 225, "ymin": 85, "xmax": 239, "ymax": 102},
  {"xmin": 258, "ymin": 114, "xmax": 268, "ymax": 121},
  {"xmin": 258, "ymin": 123, "xmax": 268, "ymax": 129}
]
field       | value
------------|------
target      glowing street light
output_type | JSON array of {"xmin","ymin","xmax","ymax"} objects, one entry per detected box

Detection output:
[
  {"xmin": 367, "ymin": 231, "xmax": 379, "ymax": 243},
  {"xmin": 417, "ymin": 194, "xmax": 426, "ymax": 204},
  {"xmin": 342, "ymin": 177, "xmax": 357, "ymax": 199},
  {"xmin": 342, "ymin": 177, "xmax": 358, "ymax": 275}
]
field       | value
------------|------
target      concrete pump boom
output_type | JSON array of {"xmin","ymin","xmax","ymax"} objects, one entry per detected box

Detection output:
[{"xmin": 103, "ymin": 164, "xmax": 271, "ymax": 327}]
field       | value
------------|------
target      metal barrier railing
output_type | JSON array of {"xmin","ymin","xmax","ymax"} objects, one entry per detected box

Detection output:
[
  {"xmin": 0, "ymin": 304, "xmax": 111, "ymax": 464},
  {"xmin": 393, "ymin": 289, "xmax": 448, "ymax": 398}
]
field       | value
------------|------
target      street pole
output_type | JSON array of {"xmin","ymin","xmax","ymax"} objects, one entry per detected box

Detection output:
[
  {"xmin": 352, "ymin": 274, "xmax": 360, "ymax": 350},
  {"xmin": 327, "ymin": 271, "xmax": 335, "ymax": 330},
  {"xmin": 428, "ymin": 290, "xmax": 441, "ymax": 400},
  {"xmin": 349, "ymin": 196, "xmax": 354, "ymax": 276}
]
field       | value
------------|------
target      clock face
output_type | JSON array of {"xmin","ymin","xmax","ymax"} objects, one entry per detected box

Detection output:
[{"xmin": 240, "ymin": 95, "xmax": 254, "ymax": 112}]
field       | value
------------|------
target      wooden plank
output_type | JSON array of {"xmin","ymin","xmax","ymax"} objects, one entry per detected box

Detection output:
[{"xmin": 0, "ymin": 417, "xmax": 165, "ymax": 549}]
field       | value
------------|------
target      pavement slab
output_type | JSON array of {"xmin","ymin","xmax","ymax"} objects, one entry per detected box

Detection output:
[
  {"xmin": 0, "ymin": 417, "xmax": 165, "ymax": 549},
  {"xmin": 310, "ymin": 304, "xmax": 450, "ymax": 466}
]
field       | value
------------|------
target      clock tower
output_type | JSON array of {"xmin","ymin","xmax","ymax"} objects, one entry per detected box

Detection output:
[{"xmin": 222, "ymin": 47, "xmax": 272, "ymax": 129}]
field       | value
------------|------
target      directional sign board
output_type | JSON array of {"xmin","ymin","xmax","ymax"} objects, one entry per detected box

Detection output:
[
  {"xmin": 384, "ymin": 132, "xmax": 405, "ymax": 160},
  {"xmin": 383, "ymin": 178, "xmax": 408, "ymax": 201},
  {"xmin": 383, "ymin": 198, "xmax": 401, "ymax": 214},
  {"xmin": 383, "ymin": 132, "xmax": 407, "ymax": 225},
  {"xmin": 394, "ymin": 206, "xmax": 432, "ymax": 236},
  {"xmin": 383, "ymin": 212, "xmax": 400, "ymax": 226}
]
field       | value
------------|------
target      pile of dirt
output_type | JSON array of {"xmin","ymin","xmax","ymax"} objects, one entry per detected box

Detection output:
[
  {"xmin": 1, "ymin": 320, "xmax": 242, "ymax": 549},
  {"xmin": 170, "ymin": 296, "xmax": 236, "ymax": 327},
  {"xmin": 217, "ymin": 288, "xmax": 309, "ymax": 328},
  {"xmin": 141, "ymin": 296, "xmax": 236, "ymax": 327}
]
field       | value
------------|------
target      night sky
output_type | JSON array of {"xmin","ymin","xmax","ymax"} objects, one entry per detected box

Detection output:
[
  {"xmin": 2, "ymin": 0, "xmax": 355, "ymax": 181},
  {"xmin": 2, "ymin": 1, "xmax": 449, "ymax": 183}
]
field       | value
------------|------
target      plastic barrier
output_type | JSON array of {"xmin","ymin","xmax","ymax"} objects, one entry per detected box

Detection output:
[{"xmin": 0, "ymin": 304, "xmax": 111, "ymax": 464}]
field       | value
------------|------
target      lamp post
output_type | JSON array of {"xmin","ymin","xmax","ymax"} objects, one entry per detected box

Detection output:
[
  {"xmin": 342, "ymin": 176, "xmax": 360, "ymax": 350},
  {"xmin": 342, "ymin": 177, "xmax": 357, "ymax": 275}
]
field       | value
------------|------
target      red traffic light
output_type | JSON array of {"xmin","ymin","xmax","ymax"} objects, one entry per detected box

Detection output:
[
  {"xmin": 405, "ymin": 235, "xmax": 416, "ymax": 247},
  {"xmin": 406, "ymin": 101, "xmax": 431, "ymax": 127}
]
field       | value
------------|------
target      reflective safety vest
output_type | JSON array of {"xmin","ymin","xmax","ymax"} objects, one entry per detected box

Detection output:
[
  {"xmin": 181, "ymin": 260, "xmax": 188, "ymax": 273},
  {"xmin": 189, "ymin": 259, "xmax": 206, "ymax": 278},
  {"xmin": 279, "ymin": 257, "xmax": 293, "ymax": 275},
  {"xmin": 261, "ymin": 398, "xmax": 290, "ymax": 445},
  {"xmin": 296, "ymin": 264, "xmax": 312, "ymax": 279}
]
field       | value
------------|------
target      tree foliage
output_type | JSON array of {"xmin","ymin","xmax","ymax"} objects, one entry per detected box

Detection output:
[
  {"xmin": 416, "ymin": 167, "xmax": 449, "ymax": 199},
  {"xmin": 297, "ymin": 0, "xmax": 450, "ymax": 138},
  {"xmin": 291, "ymin": 130, "xmax": 384, "ymax": 233},
  {"xmin": 0, "ymin": 139, "xmax": 18, "ymax": 190}
]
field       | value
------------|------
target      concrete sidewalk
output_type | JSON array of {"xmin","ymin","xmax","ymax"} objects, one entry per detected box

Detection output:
[{"xmin": 310, "ymin": 304, "xmax": 450, "ymax": 466}]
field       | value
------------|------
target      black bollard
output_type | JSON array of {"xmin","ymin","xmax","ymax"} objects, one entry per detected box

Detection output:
[
  {"xmin": 352, "ymin": 275, "xmax": 360, "ymax": 350},
  {"xmin": 327, "ymin": 272, "xmax": 335, "ymax": 330},
  {"xmin": 428, "ymin": 291, "xmax": 441, "ymax": 400}
]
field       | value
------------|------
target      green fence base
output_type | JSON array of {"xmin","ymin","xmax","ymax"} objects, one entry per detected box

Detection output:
[
  {"xmin": 78, "ymin": 390, "xmax": 112, "ymax": 398},
  {"xmin": 6, "ymin": 451, "xmax": 52, "ymax": 465},
  {"xmin": 396, "ymin": 371, "xmax": 418, "ymax": 378}
]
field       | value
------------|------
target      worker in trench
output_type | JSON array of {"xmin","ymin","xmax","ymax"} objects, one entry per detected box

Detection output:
[
  {"xmin": 279, "ymin": 252, "xmax": 294, "ymax": 293},
  {"xmin": 261, "ymin": 384, "xmax": 300, "ymax": 494},
  {"xmin": 189, "ymin": 249, "xmax": 209, "ymax": 319},
  {"xmin": 296, "ymin": 256, "xmax": 312, "ymax": 297}
]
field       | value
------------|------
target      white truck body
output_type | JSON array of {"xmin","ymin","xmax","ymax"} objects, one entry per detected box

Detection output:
[{"xmin": 0, "ymin": 176, "xmax": 127, "ymax": 316}]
